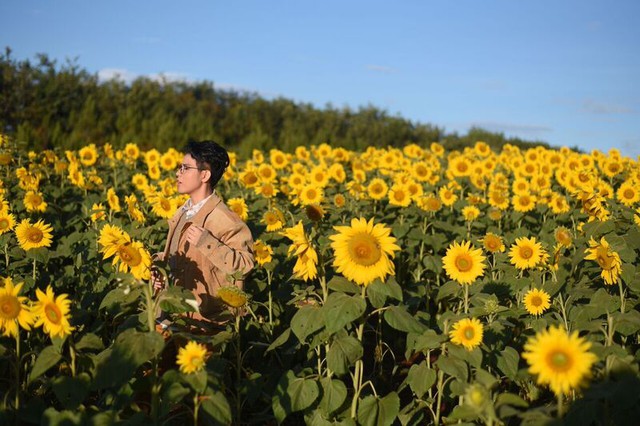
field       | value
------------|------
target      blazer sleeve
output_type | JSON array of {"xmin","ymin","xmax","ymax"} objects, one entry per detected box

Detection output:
[{"xmin": 195, "ymin": 218, "xmax": 255, "ymax": 280}]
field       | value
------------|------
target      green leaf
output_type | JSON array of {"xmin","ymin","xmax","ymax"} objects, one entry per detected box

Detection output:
[
  {"xmin": 327, "ymin": 335, "xmax": 363, "ymax": 376},
  {"xmin": 92, "ymin": 329, "xmax": 165, "ymax": 390},
  {"xmin": 613, "ymin": 310, "xmax": 640, "ymax": 336},
  {"xmin": 74, "ymin": 333, "xmax": 104, "ymax": 352},
  {"xmin": 319, "ymin": 377, "xmax": 348, "ymax": 416},
  {"xmin": 411, "ymin": 329, "xmax": 447, "ymax": 351},
  {"xmin": 327, "ymin": 275, "xmax": 360, "ymax": 294},
  {"xmin": 200, "ymin": 389, "xmax": 233, "ymax": 426},
  {"xmin": 436, "ymin": 355, "xmax": 468, "ymax": 381},
  {"xmin": 182, "ymin": 368, "xmax": 208, "ymax": 394},
  {"xmin": 495, "ymin": 392, "xmax": 529, "ymax": 408},
  {"xmin": 383, "ymin": 305, "xmax": 426, "ymax": 334},
  {"xmin": 366, "ymin": 277, "xmax": 403, "ymax": 309},
  {"xmin": 267, "ymin": 328, "xmax": 292, "ymax": 353},
  {"xmin": 288, "ymin": 376, "xmax": 321, "ymax": 413},
  {"xmin": 52, "ymin": 373, "xmax": 90, "ymax": 409},
  {"xmin": 29, "ymin": 345, "xmax": 62, "ymax": 383},
  {"xmin": 158, "ymin": 285, "xmax": 199, "ymax": 313},
  {"xmin": 406, "ymin": 361, "xmax": 436, "ymax": 398},
  {"xmin": 357, "ymin": 392, "xmax": 400, "ymax": 426},
  {"xmin": 496, "ymin": 346, "xmax": 520, "ymax": 380},
  {"xmin": 324, "ymin": 293, "xmax": 366, "ymax": 334},
  {"xmin": 291, "ymin": 305, "xmax": 325, "ymax": 342},
  {"xmin": 436, "ymin": 280, "xmax": 461, "ymax": 302}
]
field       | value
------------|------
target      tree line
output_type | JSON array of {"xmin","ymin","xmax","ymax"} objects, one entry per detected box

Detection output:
[{"xmin": 0, "ymin": 47, "xmax": 550, "ymax": 155}]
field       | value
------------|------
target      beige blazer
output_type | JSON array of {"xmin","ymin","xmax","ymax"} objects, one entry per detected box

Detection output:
[{"xmin": 159, "ymin": 193, "xmax": 254, "ymax": 324}]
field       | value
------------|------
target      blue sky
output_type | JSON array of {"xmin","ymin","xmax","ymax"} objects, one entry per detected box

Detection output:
[{"xmin": 2, "ymin": 1, "xmax": 639, "ymax": 157}]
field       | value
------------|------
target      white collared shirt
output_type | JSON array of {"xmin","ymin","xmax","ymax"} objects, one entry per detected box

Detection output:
[{"xmin": 182, "ymin": 192, "xmax": 215, "ymax": 220}]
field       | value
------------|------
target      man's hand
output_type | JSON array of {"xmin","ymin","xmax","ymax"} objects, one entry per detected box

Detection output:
[
  {"xmin": 151, "ymin": 267, "xmax": 165, "ymax": 291},
  {"xmin": 184, "ymin": 225, "xmax": 205, "ymax": 245}
]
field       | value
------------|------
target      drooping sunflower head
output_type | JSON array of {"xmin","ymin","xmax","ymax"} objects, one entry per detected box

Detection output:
[
  {"xmin": 253, "ymin": 240, "xmax": 274, "ymax": 266},
  {"xmin": 449, "ymin": 318, "xmax": 483, "ymax": 350},
  {"xmin": 329, "ymin": 217, "xmax": 400, "ymax": 286},
  {"xmin": 217, "ymin": 285, "xmax": 249, "ymax": 308},
  {"xmin": 584, "ymin": 237, "xmax": 622, "ymax": 285},
  {"xmin": 442, "ymin": 241, "xmax": 487, "ymax": 285},
  {"xmin": 554, "ymin": 227, "xmax": 573, "ymax": 248},
  {"xmin": 305, "ymin": 204, "xmax": 325, "ymax": 222},
  {"xmin": 522, "ymin": 325, "xmax": 597, "ymax": 396},
  {"xmin": 523, "ymin": 288, "xmax": 551, "ymax": 316},
  {"xmin": 15, "ymin": 219, "xmax": 54, "ymax": 251},
  {"xmin": 176, "ymin": 341, "xmax": 208, "ymax": 374}
]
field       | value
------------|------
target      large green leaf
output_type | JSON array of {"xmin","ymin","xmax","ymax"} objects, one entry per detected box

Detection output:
[
  {"xmin": 91, "ymin": 328, "xmax": 165, "ymax": 390},
  {"xmin": 496, "ymin": 346, "xmax": 520, "ymax": 380},
  {"xmin": 327, "ymin": 335, "xmax": 363, "ymax": 376},
  {"xmin": 406, "ymin": 361, "xmax": 436, "ymax": 398},
  {"xmin": 272, "ymin": 371, "xmax": 321, "ymax": 423},
  {"xmin": 29, "ymin": 345, "xmax": 62, "ymax": 383},
  {"xmin": 357, "ymin": 392, "xmax": 400, "ymax": 426},
  {"xmin": 318, "ymin": 377, "xmax": 348, "ymax": 416},
  {"xmin": 291, "ymin": 305, "xmax": 325, "ymax": 342},
  {"xmin": 200, "ymin": 389, "xmax": 233, "ymax": 426},
  {"xmin": 383, "ymin": 305, "xmax": 426, "ymax": 334},
  {"xmin": 51, "ymin": 373, "xmax": 90, "ymax": 410},
  {"xmin": 324, "ymin": 293, "xmax": 366, "ymax": 334}
]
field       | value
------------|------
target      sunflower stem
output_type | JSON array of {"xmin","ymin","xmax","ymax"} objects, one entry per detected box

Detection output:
[
  {"xmin": 618, "ymin": 279, "xmax": 625, "ymax": 314},
  {"xmin": 14, "ymin": 328, "xmax": 20, "ymax": 410},
  {"xmin": 557, "ymin": 393, "xmax": 564, "ymax": 418},
  {"xmin": 350, "ymin": 286, "xmax": 367, "ymax": 419},
  {"xmin": 32, "ymin": 257, "xmax": 37, "ymax": 282},
  {"xmin": 464, "ymin": 285, "xmax": 469, "ymax": 315}
]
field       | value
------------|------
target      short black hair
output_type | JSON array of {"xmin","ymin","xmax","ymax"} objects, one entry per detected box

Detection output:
[{"xmin": 182, "ymin": 140, "xmax": 230, "ymax": 189}]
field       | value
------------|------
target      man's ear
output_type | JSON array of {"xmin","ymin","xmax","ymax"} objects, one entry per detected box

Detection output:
[{"xmin": 201, "ymin": 169, "xmax": 212, "ymax": 184}]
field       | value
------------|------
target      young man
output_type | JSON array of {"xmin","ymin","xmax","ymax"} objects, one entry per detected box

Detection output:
[{"xmin": 153, "ymin": 140, "xmax": 254, "ymax": 331}]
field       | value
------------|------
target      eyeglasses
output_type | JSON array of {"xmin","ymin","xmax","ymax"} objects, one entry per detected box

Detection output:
[{"xmin": 176, "ymin": 164, "xmax": 203, "ymax": 174}]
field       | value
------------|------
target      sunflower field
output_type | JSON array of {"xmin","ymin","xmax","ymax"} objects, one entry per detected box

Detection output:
[{"xmin": 1, "ymin": 135, "xmax": 640, "ymax": 425}]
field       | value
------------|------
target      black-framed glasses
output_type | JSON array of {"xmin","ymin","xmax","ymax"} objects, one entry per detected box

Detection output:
[{"xmin": 176, "ymin": 164, "xmax": 202, "ymax": 174}]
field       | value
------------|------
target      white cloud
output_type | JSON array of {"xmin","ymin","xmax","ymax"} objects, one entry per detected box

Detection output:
[
  {"xmin": 97, "ymin": 68, "xmax": 194, "ymax": 85},
  {"xmin": 469, "ymin": 121, "xmax": 552, "ymax": 137},
  {"xmin": 366, "ymin": 64, "xmax": 396, "ymax": 74},
  {"xmin": 582, "ymin": 99, "xmax": 633, "ymax": 115}
]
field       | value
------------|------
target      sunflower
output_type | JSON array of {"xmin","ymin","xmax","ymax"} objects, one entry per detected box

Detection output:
[
  {"xmin": 269, "ymin": 149, "xmax": 289, "ymax": 170},
  {"xmin": 0, "ymin": 211, "xmax": 16, "ymax": 235},
  {"xmin": 305, "ymin": 204, "xmax": 325, "ymax": 222},
  {"xmin": 308, "ymin": 165, "xmax": 330, "ymax": 187},
  {"xmin": 262, "ymin": 209, "xmax": 285, "ymax": 232},
  {"xmin": 238, "ymin": 169, "xmax": 260, "ymax": 188},
  {"xmin": 113, "ymin": 241, "xmax": 152, "ymax": 280},
  {"xmin": 418, "ymin": 194, "xmax": 442, "ymax": 213},
  {"xmin": 509, "ymin": 237, "xmax": 547, "ymax": 270},
  {"xmin": 131, "ymin": 173, "xmax": 149, "ymax": 190},
  {"xmin": 176, "ymin": 341, "xmax": 208, "ymax": 374},
  {"xmin": 124, "ymin": 143, "xmax": 140, "ymax": 161},
  {"xmin": 442, "ymin": 241, "xmax": 486, "ymax": 285},
  {"xmin": 23, "ymin": 191, "xmax": 47, "ymax": 212},
  {"xmin": 554, "ymin": 227, "xmax": 573, "ymax": 248},
  {"xmin": 549, "ymin": 194, "xmax": 571, "ymax": 214},
  {"xmin": 438, "ymin": 186, "xmax": 458, "ymax": 207},
  {"xmin": 0, "ymin": 278, "xmax": 35, "ymax": 337},
  {"xmin": 98, "ymin": 224, "xmax": 128, "ymax": 251},
  {"xmin": 512, "ymin": 193, "xmax": 537, "ymax": 213},
  {"xmin": 160, "ymin": 151, "xmax": 178, "ymax": 171},
  {"xmin": 449, "ymin": 318, "xmax": 483, "ymax": 350},
  {"xmin": 329, "ymin": 217, "xmax": 400, "ymax": 286},
  {"xmin": 616, "ymin": 180, "xmax": 640, "ymax": 207},
  {"xmin": 487, "ymin": 207, "xmax": 503, "ymax": 221},
  {"xmin": 488, "ymin": 190, "xmax": 510, "ymax": 210},
  {"xmin": 298, "ymin": 184, "xmax": 324, "ymax": 206},
  {"xmin": 15, "ymin": 219, "xmax": 54, "ymax": 251},
  {"xmin": 462, "ymin": 205, "xmax": 481, "ymax": 222},
  {"xmin": 150, "ymin": 195, "xmax": 177, "ymax": 219},
  {"xmin": 106, "ymin": 188, "xmax": 121, "ymax": 213},
  {"xmin": 255, "ymin": 182, "xmax": 278, "ymax": 199},
  {"xmin": 334, "ymin": 193, "xmax": 347, "ymax": 208},
  {"xmin": 90, "ymin": 203, "xmax": 107, "ymax": 223},
  {"xmin": 281, "ymin": 221, "xmax": 318, "ymax": 281},
  {"xmin": 523, "ymin": 288, "xmax": 551, "ymax": 316},
  {"xmin": 227, "ymin": 198, "xmax": 249, "ymax": 221},
  {"xmin": 125, "ymin": 195, "xmax": 146, "ymax": 223},
  {"xmin": 32, "ymin": 285, "xmax": 74, "ymax": 339},
  {"xmin": 329, "ymin": 163, "xmax": 347, "ymax": 183},
  {"xmin": 523, "ymin": 325, "xmax": 597, "ymax": 396},
  {"xmin": 257, "ymin": 163, "xmax": 277, "ymax": 183},
  {"xmin": 78, "ymin": 144, "xmax": 99, "ymax": 166},
  {"xmin": 480, "ymin": 233, "xmax": 505, "ymax": 253},
  {"xmin": 367, "ymin": 178, "xmax": 389, "ymax": 201},
  {"xmin": 584, "ymin": 237, "xmax": 622, "ymax": 285},
  {"xmin": 253, "ymin": 240, "xmax": 273, "ymax": 266},
  {"xmin": 217, "ymin": 285, "xmax": 249, "ymax": 308},
  {"xmin": 388, "ymin": 183, "xmax": 412, "ymax": 207}
]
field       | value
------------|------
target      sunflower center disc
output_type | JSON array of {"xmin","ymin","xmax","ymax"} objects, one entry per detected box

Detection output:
[
  {"xmin": 348, "ymin": 234, "xmax": 381, "ymax": 266},
  {"xmin": 463, "ymin": 327, "xmax": 475, "ymax": 340},
  {"xmin": 520, "ymin": 247, "xmax": 533, "ymax": 259},
  {"xmin": 455, "ymin": 255, "xmax": 473, "ymax": 272},
  {"xmin": 29, "ymin": 229, "xmax": 43, "ymax": 243},
  {"xmin": 45, "ymin": 303, "xmax": 61, "ymax": 324}
]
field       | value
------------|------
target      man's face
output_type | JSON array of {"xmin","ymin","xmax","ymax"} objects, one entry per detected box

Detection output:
[{"xmin": 176, "ymin": 154, "xmax": 206, "ymax": 195}]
